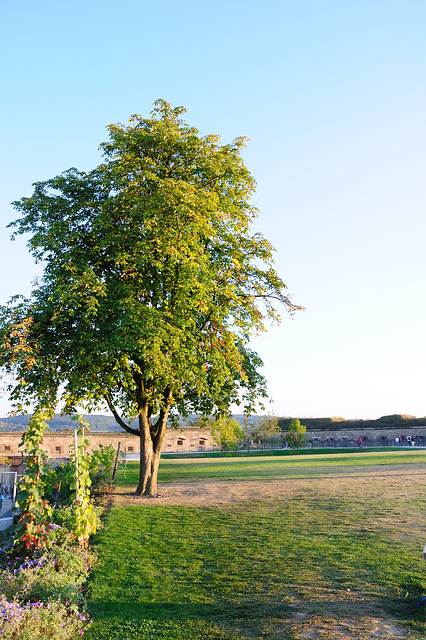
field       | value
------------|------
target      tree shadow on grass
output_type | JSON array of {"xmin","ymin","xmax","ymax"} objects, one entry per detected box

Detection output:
[
  {"xmin": 86, "ymin": 600, "xmax": 292, "ymax": 640},
  {"xmin": 85, "ymin": 594, "xmax": 426, "ymax": 640}
]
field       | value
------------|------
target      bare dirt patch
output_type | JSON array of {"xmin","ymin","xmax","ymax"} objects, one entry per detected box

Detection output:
[
  {"xmin": 281, "ymin": 588, "xmax": 409, "ymax": 639},
  {"xmin": 113, "ymin": 467, "xmax": 426, "ymax": 509}
]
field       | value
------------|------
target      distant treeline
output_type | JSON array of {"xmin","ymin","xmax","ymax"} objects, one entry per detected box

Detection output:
[
  {"xmin": 0, "ymin": 414, "xmax": 129, "ymax": 432},
  {"xmin": 1, "ymin": 413, "xmax": 425, "ymax": 433},
  {"xmin": 278, "ymin": 414, "xmax": 426, "ymax": 431},
  {"xmin": 0, "ymin": 413, "xmax": 252, "ymax": 432}
]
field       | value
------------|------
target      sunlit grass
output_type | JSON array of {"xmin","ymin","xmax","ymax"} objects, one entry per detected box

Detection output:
[{"xmin": 114, "ymin": 449, "xmax": 426, "ymax": 486}]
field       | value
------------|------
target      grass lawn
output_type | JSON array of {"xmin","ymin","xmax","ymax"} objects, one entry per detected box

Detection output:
[
  {"xmin": 87, "ymin": 451, "xmax": 426, "ymax": 639},
  {"xmin": 115, "ymin": 449, "xmax": 426, "ymax": 485}
]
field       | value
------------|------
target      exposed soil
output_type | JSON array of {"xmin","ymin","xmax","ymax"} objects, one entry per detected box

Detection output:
[
  {"xmin": 112, "ymin": 467, "xmax": 426, "ymax": 639},
  {"xmin": 113, "ymin": 466, "xmax": 426, "ymax": 509},
  {"xmin": 281, "ymin": 589, "xmax": 409, "ymax": 639}
]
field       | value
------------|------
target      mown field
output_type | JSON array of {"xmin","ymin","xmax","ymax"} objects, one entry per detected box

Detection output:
[
  {"xmin": 86, "ymin": 450, "xmax": 426, "ymax": 639},
  {"xmin": 114, "ymin": 450, "xmax": 426, "ymax": 485}
]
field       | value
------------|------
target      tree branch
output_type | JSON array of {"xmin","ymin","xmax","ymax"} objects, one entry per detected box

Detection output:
[
  {"xmin": 104, "ymin": 393, "xmax": 139, "ymax": 436},
  {"xmin": 151, "ymin": 387, "xmax": 172, "ymax": 439},
  {"xmin": 197, "ymin": 309, "xmax": 213, "ymax": 333}
]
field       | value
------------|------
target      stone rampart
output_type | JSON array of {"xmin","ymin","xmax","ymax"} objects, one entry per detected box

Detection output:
[
  {"xmin": 0, "ymin": 427, "xmax": 216, "ymax": 457},
  {"xmin": 1, "ymin": 424, "xmax": 425, "ymax": 458},
  {"xmin": 300, "ymin": 426, "xmax": 426, "ymax": 447}
]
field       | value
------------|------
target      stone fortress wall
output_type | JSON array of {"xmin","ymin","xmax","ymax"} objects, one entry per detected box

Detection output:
[
  {"xmin": 1, "ymin": 424, "xmax": 425, "ymax": 459},
  {"xmin": 304, "ymin": 426, "xmax": 426, "ymax": 447},
  {"xmin": 0, "ymin": 427, "xmax": 216, "ymax": 458}
]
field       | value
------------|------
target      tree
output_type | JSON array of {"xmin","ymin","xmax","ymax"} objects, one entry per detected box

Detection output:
[
  {"xmin": 198, "ymin": 415, "xmax": 244, "ymax": 451},
  {"xmin": 0, "ymin": 100, "xmax": 300, "ymax": 496},
  {"xmin": 286, "ymin": 418, "xmax": 307, "ymax": 451},
  {"xmin": 252, "ymin": 413, "xmax": 281, "ymax": 450}
]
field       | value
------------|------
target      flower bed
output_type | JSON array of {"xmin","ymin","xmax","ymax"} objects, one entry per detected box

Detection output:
[
  {"xmin": 0, "ymin": 530, "xmax": 95, "ymax": 638},
  {"xmin": 0, "ymin": 410, "xmax": 115, "ymax": 638}
]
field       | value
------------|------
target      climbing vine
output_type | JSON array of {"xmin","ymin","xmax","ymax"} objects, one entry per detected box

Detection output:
[
  {"xmin": 15, "ymin": 408, "xmax": 54, "ymax": 553},
  {"xmin": 16, "ymin": 411, "xmax": 99, "ymax": 551},
  {"xmin": 67, "ymin": 416, "xmax": 97, "ymax": 547}
]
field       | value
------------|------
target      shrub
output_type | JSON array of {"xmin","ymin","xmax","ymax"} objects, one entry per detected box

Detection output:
[
  {"xmin": 42, "ymin": 445, "xmax": 115, "ymax": 505},
  {"xmin": 286, "ymin": 418, "xmax": 307, "ymax": 450},
  {"xmin": 88, "ymin": 444, "xmax": 115, "ymax": 489},
  {"xmin": 51, "ymin": 505, "xmax": 104, "ymax": 536},
  {"xmin": 1, "ymin": 545, "xmax": 96, "ymax": 608},
  {"xmin": 0, "ymin": 595, "xmax": 92, "ymax": 639}
]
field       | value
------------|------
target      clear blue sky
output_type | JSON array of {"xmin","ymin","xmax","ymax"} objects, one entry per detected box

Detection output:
[{"xmin": 1, "ymin": 0, "xmax": 425, "ymax": 419}]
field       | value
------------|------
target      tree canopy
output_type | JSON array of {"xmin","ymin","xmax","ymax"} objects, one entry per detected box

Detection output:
[{"xmin": 0, "ymin": 100, "xmax": 300, "ymax": 495}]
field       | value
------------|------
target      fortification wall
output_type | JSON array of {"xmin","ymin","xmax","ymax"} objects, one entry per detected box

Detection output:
[
  {"xmin": 0, "ymin": 427, "xmax": 216, "ymax": 457},
  {"xmin": 1, "ymin": 424, "xmax": 425, "ymax": 458},
  {"xmin": 300, "ymin": 426, "xmax": 426, "ymax": 447}
]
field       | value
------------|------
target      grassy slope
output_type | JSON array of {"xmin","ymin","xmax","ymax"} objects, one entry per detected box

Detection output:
[{"xmin": 87, "ymin": 451, "xmax": 426, "ymax": 639}]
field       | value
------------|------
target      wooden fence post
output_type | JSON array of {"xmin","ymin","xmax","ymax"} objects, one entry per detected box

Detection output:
[
  {"xmin": 112, "ymin": 442, "xmax": 121, "ymax": 480},
  {"xmin": 74, "ymin": 429, "xmax": 79, "ymax": 503}
]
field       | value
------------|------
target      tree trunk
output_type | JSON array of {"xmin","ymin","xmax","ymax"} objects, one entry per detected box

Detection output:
[
  {"xmin": 135, "ymin": 418, "xmax": 153, "ymax": 496},
  {"xmin": 135, "ymin": 410, "xmax": 169, "ymax": 496}
]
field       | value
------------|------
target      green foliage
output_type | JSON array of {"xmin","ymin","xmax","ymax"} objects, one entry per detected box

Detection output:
[
  {"xmin": 14, "ymin": 408, "xmax": 55, "ymax": 553},
  {"xmin": 89, "ymin": 444, "xmax": 115, "ymax": 488},
  {"xmin": 0, "ymin": 416, "xmax": 115, "ymax": 640},
  {"xmin": 0, "ymin": 100, "xmax": 300, "ymax": 495},
  {"xmin": 250, "ymin": 413, "xmax": 281, "ymax": 447},
  {"xmin": 45, "ymin": 443, "xmax": 115, "ymax": 505},
  {"xmin": 1, "ymin": 545, "xmax": 96, "ymax": 609},
  {"xmin": 197, "ymin": 415, "xmax": 244, "ymax": 451},
  {"xmin": 15, "ymin": 411, "xmax": 101, "ymax": 550},
  {"xmin": 0, "ymin": 537, "xmax": 96, "ymax": 638},
  {"xmin": 286, "ymin": 417, "xmax": 307, "ymax": 450},
  {"xmin": 0, "ymin": 596, "xmax": 92, "ymax": 639},
  {"xmin": 50, "ymin": 504, "xmax": 103, "ymax": 536},
  {"xmin": 67, "ymin": 417, "xmax": 97, "ymax": 547}
]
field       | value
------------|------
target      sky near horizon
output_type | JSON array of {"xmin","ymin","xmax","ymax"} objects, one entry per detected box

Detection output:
[{"xmin": 0, "ymin": 0, "xmax": 425, "ymax": 420}]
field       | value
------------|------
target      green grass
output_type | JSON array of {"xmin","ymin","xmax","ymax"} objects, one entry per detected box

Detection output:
[
  {"xmin": 115, "ymin": 449, "xmax": 426, "ymax": 486},
  {"xmin": 87, "ymin": 451, "xmax": 426, "ymax": 639},
  {"xmin": 161, "ymin": 446, "xmax": 402, "ymax": 459}
]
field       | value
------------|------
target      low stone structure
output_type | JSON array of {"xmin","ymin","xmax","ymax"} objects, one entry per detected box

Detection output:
[{"xmin": 0, "ymin": 427, "xmax": 216, "ymax": 458}]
